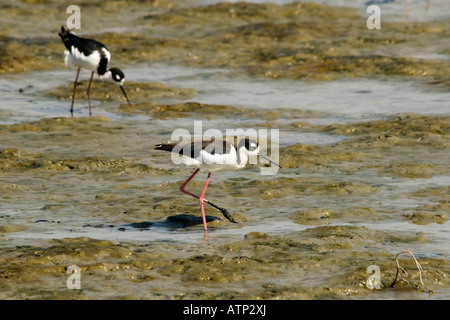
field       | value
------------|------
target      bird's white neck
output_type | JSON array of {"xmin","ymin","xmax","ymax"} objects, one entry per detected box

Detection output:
[
  {"xmin": 99, "ymin": 70, "xmax": 113, "ymax": 82},
  {"xmin": 100, "ymin": 70, "xmax": 125, "ymax": 86}
]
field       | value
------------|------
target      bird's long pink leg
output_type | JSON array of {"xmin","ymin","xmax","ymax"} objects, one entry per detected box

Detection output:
[
  {"xmin": 180, "ymin": 169, "xmax": 236, "ymax": 228},
  {"xmin": 180, "ymin": 169, "xmax": 201, "ymax": 199},
  {"xmin": 406, "ymin": 0, "xmax": 411, "ymax": 17},
  {"xmin": 425, "ymin": 0, "xmax": 430, "ymax": 18},
  {"xmin": 180, "ymin": 169, "xmax": 211, "ymax": 203},
  {"xmin": 86, "ymin": 71, "xmax": 94, "ymax": 116},
  {"xmin": 70, "ymin": 67, "xmax": 81, "ymax": 114},
  {"xmin": 180, "ymin": 169, "xmax": 211, "ymax": 231},
  {"xmin": 198, "ymin": 172, "xmax": 212, "ymax": 231}
]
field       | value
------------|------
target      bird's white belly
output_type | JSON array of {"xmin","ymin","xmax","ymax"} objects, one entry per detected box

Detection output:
[
  {"xmin": 180, "ymin": 151, "xmax": 242, "ymax": 172},
  {"xmin": 64, "ymin": 48, "xmax": 101, "ymax": 72}
]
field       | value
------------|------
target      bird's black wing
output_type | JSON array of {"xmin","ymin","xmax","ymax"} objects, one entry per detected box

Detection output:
[
  {"xmin": 155, "ymin": 139, "xmax": 234, "ymax": 159},
  {"xmin": 58, "ymin": 26, "xmax": 110, "ymax": 75},
  {"xmin": 58, "ymin": 26, "xmax": 108, "ymax": 57}
]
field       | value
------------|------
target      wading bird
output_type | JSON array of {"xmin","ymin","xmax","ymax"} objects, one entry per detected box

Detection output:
[
  {"xmin": 155, "ymin": 137, "xmax": 281, "ymax": 239},
  {"xmin": 58, "ymin": 26, "xmax": 131, "ymax": 115}
]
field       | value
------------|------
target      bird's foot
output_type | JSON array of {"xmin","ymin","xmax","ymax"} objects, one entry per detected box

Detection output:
[{"xmin": 206, "ymin": 200, "xmax": 237, "ymax": 224}]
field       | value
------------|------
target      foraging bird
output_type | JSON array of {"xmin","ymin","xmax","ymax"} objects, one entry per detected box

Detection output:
[
  {"xmin": 58, "ymin": 26, "xmax": 131, "ymax": 115},
  {"xmin": 155, "ymin": 138, "xmax": 281, "ymax": 237}
]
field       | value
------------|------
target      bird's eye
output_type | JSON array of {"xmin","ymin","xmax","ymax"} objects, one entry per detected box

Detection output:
[{"xmin": 250, "ymin": 143, "xmax": 257, "ymax": 151}]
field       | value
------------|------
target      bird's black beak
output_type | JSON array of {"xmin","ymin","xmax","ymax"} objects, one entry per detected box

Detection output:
[
  {"xmin": 120, "ymin": 85, "xmax": 131, "ymax": 105},
  {"xmin": 259, "ymin": 154, "xmax": 282, "ymax": 168}
]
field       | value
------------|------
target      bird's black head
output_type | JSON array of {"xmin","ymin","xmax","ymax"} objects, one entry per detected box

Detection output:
[
  {"xmin": 109, "ymin": 67, "xmax": 126, "ymax": 85},
  {"xmin": 243, "ymin": 138, "xmax": 259, "ymax": 152},
  {"xmin": 106, "ymin": 67, "xmax": 131, "ymax": 105}
]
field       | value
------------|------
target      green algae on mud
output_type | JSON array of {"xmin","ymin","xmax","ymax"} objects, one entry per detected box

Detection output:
[
  {"xmin": 140, "ymin": 2, "xmax": 450, "ymax": 81},
  {"xmin": 1, "ymin": 109, "xmax": 449, "ymax": 299},
  {"xmin": 1, "ymin": 1, "xmax": 450, "ymax": 85},
  {"xmin": 0, "ymin": 115, "xmax": 114, "ymax": 133},
  {"xmin": 47, "ymin": 81, "xmax": 197, "ymax": 106},
  {"xmin": 118, "ymin": 101, "xmax": 248, "ymax": 119},
  {"xmin": 1, "ymin": 0, "xmax": 450, "ymax": 300},
  {"xmin": 403, "ymin": 185, "xmax": 450, "ymax": 225},
  {"xmin": 321, "ymin": 113, "xmax": 450, "ymax": 148},
  {"xmin": 0, "ymin": 226, "xmax": 448, "ymax": 299},
  {"xmin": 47, "ymin": 81, "xmax": 318, "ymax": 120},
  {"xmin": 283, "ymin": 114, "xmax": 450, "ymax": 178}
]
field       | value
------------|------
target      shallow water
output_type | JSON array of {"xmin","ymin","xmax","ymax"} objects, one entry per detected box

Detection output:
[
  {"xmin": 0, "ymin": 0, "xmax": 449, "ymax": 300},
  {"xmin": 3, "ymin": 64, "xmax": 449, "ymax": 123},
  {"xmin": 198, "ymin": 0, "xmax": 450, "ymax": 21}
]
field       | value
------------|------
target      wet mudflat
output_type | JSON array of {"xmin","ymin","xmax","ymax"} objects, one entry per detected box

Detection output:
[{"xmin": 0, "ymin": 0, "xmax": 449, "ymax": 299}]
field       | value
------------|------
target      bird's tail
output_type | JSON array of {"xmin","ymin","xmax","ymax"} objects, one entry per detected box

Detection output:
[
  {"xmin": 58, "ymin": 26, "xmax": 71, "ymax": 39},
  {"xmin": 155, "ymin": 143, "xmax": 176, "ymax": 152},
  {"xmin": 58, "ymin": 26, "xmax": 73, "ymax": 49}
]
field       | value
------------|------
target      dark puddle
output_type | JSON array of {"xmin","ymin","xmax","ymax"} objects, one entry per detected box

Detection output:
[{"xmin": 120, "ymin": 214, "xmax": 222, "ymax": 230}]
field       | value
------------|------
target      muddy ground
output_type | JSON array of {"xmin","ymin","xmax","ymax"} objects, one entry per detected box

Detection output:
[{"xmin": 0, "ymin": 0, "xmax": 449, "ymax": 299}]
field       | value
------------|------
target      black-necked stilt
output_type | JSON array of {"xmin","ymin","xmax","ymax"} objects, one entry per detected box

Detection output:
[
  {"xmin": 155, "ymin": 138, "xmax": 281, "ymax": 237},
  {"xmin": 58, "ymin": 26, "xmax": 131, "ymax": 115}
]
